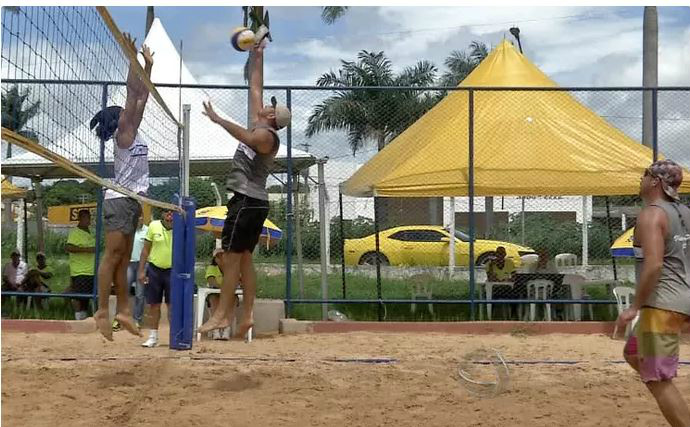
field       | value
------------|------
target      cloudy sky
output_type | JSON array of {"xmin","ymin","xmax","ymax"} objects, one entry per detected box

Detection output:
[
  {"xmin": 2, "ymin": 6, "xmax": 689, "ymax": 181},
  {"xmin": 108, "ymin": 6, "xmax": 690, "ymax": 87},
  {"xmin": 105, "ymin": 6, "xmax": 690, "ymax": 165}
]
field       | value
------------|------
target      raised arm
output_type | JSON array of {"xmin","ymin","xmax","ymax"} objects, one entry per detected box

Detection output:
[
  {"xmin": 248, "ymin": 42, "xmax": 265, "ymax": 126},
  {"xmin": 116, "ymin": 33, "xmax": 154, "ymax": 149}
]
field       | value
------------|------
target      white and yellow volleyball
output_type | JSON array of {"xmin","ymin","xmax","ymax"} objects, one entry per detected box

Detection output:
[{"xmin": 230, "ymin": 27, "xmax": 256, "ymax": 52}]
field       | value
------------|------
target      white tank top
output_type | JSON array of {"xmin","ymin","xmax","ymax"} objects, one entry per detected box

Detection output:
[{"xmin": 104, "ymin": 131, "xmax": 149, "ymax": 200}]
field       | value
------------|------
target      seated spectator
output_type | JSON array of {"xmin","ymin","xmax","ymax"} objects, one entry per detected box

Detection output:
[
  {"xmin": 2, "ymin": 249, "xmax": 27, "ymax": 291},
  {"xmin": 23, "ymin": 252, "xmax": 53, "ymax": 310},
  {"xmin": 486, "ymin": 246, "xmax": 516, "ymax": 282},
  {"xmin": 535, "ymin": 248, "xmax": 559, "ymax": 274},
  {"xmin": 205, "ymin": 248, "xmax": 230, "ymax": 340}
]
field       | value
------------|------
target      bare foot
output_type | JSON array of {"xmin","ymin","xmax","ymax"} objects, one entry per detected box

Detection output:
[
  {"xmin": 94, "ymin": 309, "xmax": 113, "ymax": 341},
  {"xmin": 234, "ymin": 319, "xmax": 254, "ymax": 340},
  {"xmin": 115, "ymin": 312, "xmax": 141, "ymax": 337},
  {"xmin": 198, "ymin": 315, "xmax": 231, "ymax": 335}
]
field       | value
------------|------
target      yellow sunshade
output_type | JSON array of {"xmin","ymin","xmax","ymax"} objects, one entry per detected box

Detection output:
[
  {"xmin": 343, "ymin": 40, "xmax": 690, "ymax": 198},
  {"xmin": 1, "ymin": 176, "xmax": 26, "ymax": 199},
  {"xmin": 610, "ymin": 227, "xmax": 635, "ymax": 257},
  {"xmin": 194, "ymin": 206, "xmax": 282, "ymax": 239}
]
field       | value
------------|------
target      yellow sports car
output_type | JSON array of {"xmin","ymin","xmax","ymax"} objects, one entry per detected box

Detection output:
[{"xmin": 344, "ymin": 225, "xmax": 535, "ymax": 267}]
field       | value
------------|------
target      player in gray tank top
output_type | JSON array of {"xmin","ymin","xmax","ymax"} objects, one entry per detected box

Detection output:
[
  {"xmin": 618, "ymin": 159, "xmax": 690, "ymax": 426},
  {"xmin": 199, "ymin": 35, "xmax": 291, "ymax": 338}
]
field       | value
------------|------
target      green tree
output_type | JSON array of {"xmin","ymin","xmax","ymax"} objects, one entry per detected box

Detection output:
[
  {"xmin": 306, "ymin": 50, "xmax": 437, "ymax": 155},
  {"xmin": 148, "ymin": 177, "xmax": 217, "ymax": 211},
  {"xmin": 42, "ymin": 180, "xmax": 101, "ymax": 207},
  {"xmin": 2, "ymin": 85, "xmax": 40, "ymax": 157}
]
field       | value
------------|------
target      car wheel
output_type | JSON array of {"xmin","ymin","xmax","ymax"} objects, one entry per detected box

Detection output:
[
  {"xmin": 359, "ymin": 252, "xmax": 390, "ymax": 266},
  {"xmin": 475, "ymin": 252, "xmax": 495, "ymax": 266}
]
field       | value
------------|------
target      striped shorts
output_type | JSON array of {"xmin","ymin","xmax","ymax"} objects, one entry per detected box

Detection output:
[{"xmin": 624, "ymin": 307, "xmax": 688, "ymax": 382}]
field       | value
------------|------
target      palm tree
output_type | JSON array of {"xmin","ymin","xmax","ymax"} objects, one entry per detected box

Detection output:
[
  {"xmin": 439, "ymin": 40, "xmax": 488, "ymax": 89},
  {"xmin": 321, "ymin": 6, "xmax": 349, "ymax": 24},
  {"xmin": 2, "ymin": 85, "xmax": 40, "ymax": 157},
  {"xmin": 306, "ymin": 50, "xmax": 437, "ymax": 155},
  {"xmin": 306, "ymin": 50, "xmax": 438, "ymax": 229}
]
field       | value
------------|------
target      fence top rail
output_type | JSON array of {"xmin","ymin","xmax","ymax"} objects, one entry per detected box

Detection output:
[
  {"xmin": 285, "ymin": 298, "xmax": 617, "ymax": 304},
  {"xmin": 2, "ymin": 79, "xmax": 689, "ymax": 92}
]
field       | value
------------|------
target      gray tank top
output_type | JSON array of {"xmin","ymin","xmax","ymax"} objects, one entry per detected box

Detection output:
[
  {"xmin": 634, "ymin": 200, "xmax": 690, "ymax": 315},
  {"xmin": 226, "ymin": 124, "xmax": 279, "ymax": 201}
]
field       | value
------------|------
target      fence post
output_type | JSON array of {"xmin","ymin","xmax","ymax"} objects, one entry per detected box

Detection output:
[
  {"xmin": 285, "ymin": 88, "xmax": 293, "ymax": 317},
  {"xmin": 468, "ymin": 89, "xmax": 476, "ymax": 321},
  {"xmin": 318, "ymin": 159, "xmax": 328, "ymax": 320},
  {"xmin": 652, "ymin": 88, "xmax": 658, "ymax": 161},
  {"xmin": 374, "ymin": 197, "xmax": 383, "ymax": 321},
  {"xmin": 339, "ymin": 189, "xmax": 346, "ymax": 299}
]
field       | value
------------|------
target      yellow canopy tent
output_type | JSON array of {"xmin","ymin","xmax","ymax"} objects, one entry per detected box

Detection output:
[
  {"xmin": 1, "ymin": 176, "xmax": 27, "ymax": 199},
  {"xmin": 342, "ymin": 40, "xmax": 690, "ymax": 198}
]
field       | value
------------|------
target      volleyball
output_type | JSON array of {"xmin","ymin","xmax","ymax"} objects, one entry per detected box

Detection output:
[{"xmin": 230, "ymin": 27, "xmax": 255, "ymax": 52}]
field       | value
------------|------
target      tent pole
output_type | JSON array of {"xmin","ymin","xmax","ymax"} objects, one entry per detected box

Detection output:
[
  {"xmin": 582, "ymin": 196, "xmax": 589, "ymax": 267},
  {"xmin": 605, "ymin": 197, "xmax": 618, "ymax": 281},
  {"xmin": 449, "ymin": 197, "xmax": 455, "ymax": 278},
  {"xmin": 468, "ymin": 89, "xmax": 476, "ymax": 321}
]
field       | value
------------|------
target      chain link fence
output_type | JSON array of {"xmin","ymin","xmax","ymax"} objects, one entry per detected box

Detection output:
[{"xmin": 3, "ymin": 83, "xmax": 689, "ymax": 322}]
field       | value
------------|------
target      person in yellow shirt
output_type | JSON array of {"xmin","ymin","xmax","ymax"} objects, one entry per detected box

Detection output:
[
  {"xmin": 486, "ymin": 246, "xmax": 516, "ymax": 282},
  {"xmin": 137, "ymin": 210, "xmax": 173, "ymax": 347},
  {"xmin": 65, "ymin": 210, "xmax": 96, "ymax": 320},
  {"xmin": 204, "ymin": 248, "xmax": 230, "ymax": 340}
]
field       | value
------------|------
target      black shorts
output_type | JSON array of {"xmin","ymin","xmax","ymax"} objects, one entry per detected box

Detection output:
[
  {"xmin": 104, "ymin": 197, "xmax": 142, "ymax": 235},
  {"xmin": 69, "ymin": 275, "xmax": 94, "ymax": 294},
  {"xmin": 221, "ymin": 193, "xmax": 269, "ymax": 253},
  {"xmin": 145, "ymin": 264, "xmax": 171, "ymax": 305}
]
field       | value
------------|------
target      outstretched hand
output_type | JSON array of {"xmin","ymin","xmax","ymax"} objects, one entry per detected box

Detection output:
[
  {"xmin": 141, "ymin": 44, "xmax": 154, "ymax": 66},
  {"xmin": 122, "ymin": 32, "xmax": 137, "ymax": 55},
  {"xmin": 202, "ymin": 101, "xmax": 220, "ymax": 123}
]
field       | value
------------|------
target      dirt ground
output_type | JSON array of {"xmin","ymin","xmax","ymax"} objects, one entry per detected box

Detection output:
[{"xmin": 2, "ymin": 327, "xmax": 689, "ymax": 427}]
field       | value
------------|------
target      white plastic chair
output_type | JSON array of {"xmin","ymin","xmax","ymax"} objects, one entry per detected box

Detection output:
[
  {"xmin": 195, "ymin": 286, "xmax": 252, "ymax": 342},
  {"xmin": 555, "ymin": 253, "xmax": 577, "ymax": 269},
  {"xmin": 612, "ymin": 286, "xmax": 637, "ymax": 338},
  {"xmin": 411, "ymin": 282, "xmax": 434, "ymax": 316},
  {"xmin": 527, "ymin": 279, "xmax": 553, "ymax": 321},
  {"xmin": 410, "ymin": 274, "xmax": 434, "ymax": 316},
  {"xmin": 520, "ymin": 254, "xmax": 539, "ymax": 273},
  {"xmin": 561, "ymin": 274, "xmax": 593, "ymax": 321}
]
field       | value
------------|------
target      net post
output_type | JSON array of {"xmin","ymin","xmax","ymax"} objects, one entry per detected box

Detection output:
[
  {"xmin": 92, "ymin": 83, "xmax": 108, "ymax": 310},
  {"xmin": 181, "ymin": 104, "xmax": 191, "ymax": 198},
  {"xmin": 170, "ymin": 195, "xmax": 196, "ymax": 350}
]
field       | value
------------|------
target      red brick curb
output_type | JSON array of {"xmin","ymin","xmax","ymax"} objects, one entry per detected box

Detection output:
[{"xmin": 2, "ymin": 319, "xmax": 96, "ymax": 334}]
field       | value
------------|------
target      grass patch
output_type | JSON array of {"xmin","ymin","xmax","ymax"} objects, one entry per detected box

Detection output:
[{"xmin": 3, "ymin": 255, "xmax": 620, "ymax": 322}]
